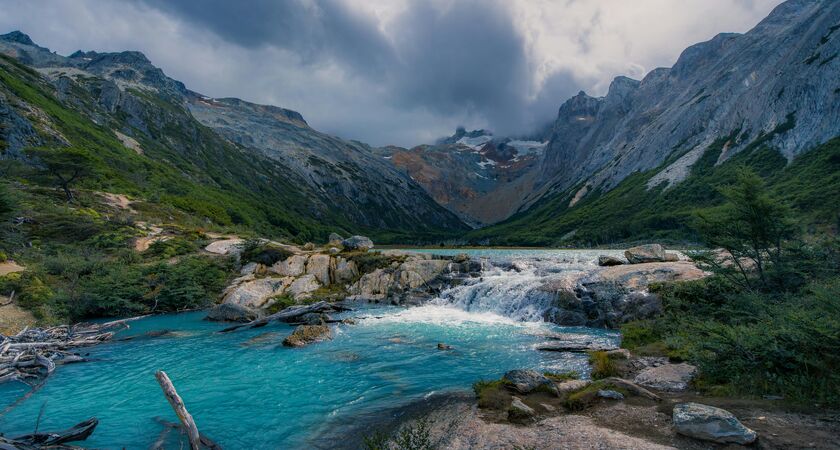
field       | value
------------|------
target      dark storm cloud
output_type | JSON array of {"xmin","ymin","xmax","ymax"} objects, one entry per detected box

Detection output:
[{"xmin": 135, "ymin": 0, "xmax": 555, "ymax": 137}]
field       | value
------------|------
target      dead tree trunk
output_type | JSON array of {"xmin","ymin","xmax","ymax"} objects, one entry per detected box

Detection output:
[{"xmin": 155, "ymin": 370, "xmax": 201, "ymax": 450}]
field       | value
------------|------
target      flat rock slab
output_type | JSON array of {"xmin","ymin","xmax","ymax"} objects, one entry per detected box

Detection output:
[
  {"xmin": 537, "ymin": 342, "xmax": 618, "ymax": 353},
  {"xmin": 673, "ymin": 402, "xmax": 757, "ymax": 444},
  {"xmin": 634, "ymin": 363, "xmax": 697, "ymax": 391},
  {"xmin": 205, "ymin": 238, "xmax": 245, "ymax": 255}
]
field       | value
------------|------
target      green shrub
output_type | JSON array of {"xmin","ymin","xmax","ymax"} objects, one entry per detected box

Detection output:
[
  {"xmin": 146, "ymin": 236, "xmax": 199, "ymax": 258},
  {"xmin": 240, "ymin": 239, "xmax": 293, "ymax": 266},
  {"xmin": 588, "ymin": 351, "xmax": 621, "ymax": 380},
  {"xmin": 472, "ymin": 379, "xmax": 511, "ymax": 409},
  {"xmin": 544, "ymin": 371, "xmax": 579, "ymax": 381},
  {"xmin": 346, "ymin": 251, "xmax": 398, "ymax": 274}
]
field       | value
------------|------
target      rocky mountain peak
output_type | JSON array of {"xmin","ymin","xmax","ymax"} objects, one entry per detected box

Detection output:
[{"xmin": 0, "ymin": 31, "xmax": 35, "ymax": 46}]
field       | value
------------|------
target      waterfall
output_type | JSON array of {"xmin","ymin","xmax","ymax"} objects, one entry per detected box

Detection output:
[{"xmin": 432, "ymin": 250, "xmax": 617, "ymax": 322}]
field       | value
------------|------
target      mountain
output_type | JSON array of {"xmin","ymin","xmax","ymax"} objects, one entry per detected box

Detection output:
[
  {"xmin": 0, "ymin": 32, "xmax": 467, "ymax": 241},
  {"xmin": 469, "ymin": 0, "xmax": 840, "ymax": 245},
  {"xmin": 377, "ymin": 128, "xmax": 548, "ymax": 226}
]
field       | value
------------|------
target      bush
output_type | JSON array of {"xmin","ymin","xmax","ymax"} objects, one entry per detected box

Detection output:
[
  {"xmin": 146, "ymin": 236, "xmax": 200, "ymax": 258},
  {"xmin": 240, "ymin": 239, "xmax": 293, "ymax": 266},
  {"xmin": 588, "ymin": 351, "xmax": 621, "ymax": 380},
  {"xmin": 472, "ymin": 379, "xmax": 511, "ymax": 409}
]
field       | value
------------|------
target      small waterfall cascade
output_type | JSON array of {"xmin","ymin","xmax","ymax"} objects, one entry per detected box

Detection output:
[{"xmin": 433, "ymin": 250, "xmax": 621, "ymax": 321}]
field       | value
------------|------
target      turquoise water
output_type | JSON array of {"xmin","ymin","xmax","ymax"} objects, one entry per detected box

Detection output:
[{"xmin": 0, "ymin": 249, "xmax": 619, "ymax": 449}]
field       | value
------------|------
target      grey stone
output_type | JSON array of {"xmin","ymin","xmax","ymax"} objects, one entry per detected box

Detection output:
[
  {"xmin": 634, "ymin": 363, "xmax": 697, "ymax": 391},
  {"xmin": 597, "ymin": 389, "xmax": 625, "ymax": 400},
  {"xmin": 507, "ymin": 396, "xmax": 536, "ymax": 423},
  {"xmin": 282, "ymin": 324, "xmax": 332, "ymax": 347},
  {"xmin": 598, "ymin": 255, "xmax": 625, "ymax": 266},
  {"xmin": 624, "ymin": 244, "xmax": 666, "ymax": 264},
  {"xmin": 205, "ymin": 303, "xmax": 259, "ymax": 322},
  {"xmin": 673, "ymin": 402, "xmax": 757, "ymax": 444},
  {"xmin": 502, "ymin": 370, "xmax": 559, "ymax": 395},
  {"xmin": 341, "ymin": 235, "xmax": 374, "ymax": 251}
]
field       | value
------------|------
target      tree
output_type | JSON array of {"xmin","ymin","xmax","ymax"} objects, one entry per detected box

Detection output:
[
  {"xmin": 0, "ymin": 183, "xmax": 13, "ymax": 218},
  {"xmin": 26, "ymin": 147, "xmax": 94, "ymax": 201},
  {"xmin": 693, "ymin": 167, "xmax": 796, "ymax": 290}
]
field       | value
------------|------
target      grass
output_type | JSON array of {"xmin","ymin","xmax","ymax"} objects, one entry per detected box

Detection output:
[
  {"xmin": 472, "ymin": 379, "xmax": 512, "ymax": 409},
  {"xmin": 563, "ymin": 380, "xmax": 630, "ymax": 411},
  {"xmin": 588, "ymin": 351, "xmax": 622, "ymax": 380}
]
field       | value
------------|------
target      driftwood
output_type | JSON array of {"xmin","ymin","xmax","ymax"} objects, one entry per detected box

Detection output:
[
  {"xmin": 219, "ymin": 301, "xmax": 341, "ymax": 332},
  {"xmin": 155, "ymin": 370, "xmax": 201, "ymax": 450},
  {"xmin": 154, "ymin": 418, "xmax": 222, "ymax": 450},
  {"xmin": 1, "ymin": 417, "xmax": 98, "ymax": 448},
  {"xmin": 0, "ymin": 316, "xmax": 147, "ymax": 389}
]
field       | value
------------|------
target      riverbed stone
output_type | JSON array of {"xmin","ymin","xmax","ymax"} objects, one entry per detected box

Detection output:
[
  {"xmin": 507, "ymin": 396, "xmax": 536, "ymax": 423},
  {"xmin": 503, "ymin": 370, "xmax": 559, "ymax": 395},
  {"xmin": 206, "ymin": 303, "xmax": 260, "ymax": 322},
  {"xmin": 398, "ymin": 259, "xmax": 450, "ymax": 289},
  {"xmin": 624, "ymin": 244, "xmax": 666, "ymax": 264},
  {"xmin": 634, "ymin": 363, "xmax": 697, "ymax": 391},
  {"xmin": 673, "ymin": 402, "xmax": 757, "ymax": 444},
  {"xmin": 282, "ymin": 324, "xmax": 332, "ymax": 347},
  {"xmin": 597, "ymin": 389, "xmax": 625, "ymax": 400}
]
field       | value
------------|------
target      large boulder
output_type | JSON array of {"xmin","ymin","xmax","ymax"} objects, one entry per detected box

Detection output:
[
  {"xmin": 398, "ymin": 259, "xmax": 451, "ymax": 289},
  {"xmin": 634, "ymin": 363, "xmax": 697, "ymax": 391},
  {"xmin": 286, "ymin": 274, "xmax": 321, "ymax": 299},
  {"xmin": 342, "ymin": 235, "xmax": 374, "ymax": 251},
  {"xmin": 222, "ymin": 277, "xmax": 292, "ymax": 308},
  {"xmin": 282, "ymin": 324, "xmax": 332, "ymax": 347},
  {"xmin": 270, "ymin": 254, "xmax": 309, "ymax": 277},
  {"xmin": 328, "ymin": 232, "xmax": 343, "ymax": 246},
  {"xmin": 205, "ymin": 303, "xmax": 260, "ymax": 322},
  {"xmin": 350, "ymin": 269, "xmax": 394, "ymax": 300},
  {"xmin": 673, "ymin": 403, "xmax": 757, "ymax": 444},
  {"xmin": 624, "ymin": 244, "xmax": 666, "ymax": 264},
  {"xmin": 502, "ymin": 370, "xmax": 559, "ymax": 395},
  {"xmin": 306, "ymin": 254, "xmax": 332, "ymax": 285}
]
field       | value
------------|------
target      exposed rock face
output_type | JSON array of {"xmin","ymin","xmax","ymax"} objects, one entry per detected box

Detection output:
[
  {"xmin": 634, "ymin": 363, "xmax": 698, "ymax": 391},
  {"xmin": 673, "ymin": 403, "xmax": 757, "ymax": 444},
  {"xmin": 625, "ymin": 244, "xmax": 666, "ymax": 264},
  {"xmin": 341, "ymin": 235, "xmax": 374, "ymax": 251},
  {"xmin": 502, "ymin": 370, "xmax": 558, "ymax": 395},
  {"xmin": 270, "ymin": 254, "xmax": 308, "ymax": 277},
  {"xmin": 537, "ymin": 1, "xmax": 840, "ymax": 206},
  {"xmin": 205, "ymin": 303, "xmax": 260, "ymax": 322},
  {"xmin": 327, "ymin": 233, "xmax": 343, "ymax": 246},
  {"xmin": 332, "ymin": 257, "xmax": 358, "ymax": 284},
  {"xmin": 286, "ymin": 274, "xmax": 321, "ymax": 299},
  {"xmin": 348, "ymin": 254, "xmax": 477, "ymax": 304},
  {"xmin": 597, "ymin": 390, "xmax": 625, "ymax": 400},
  {"xmin": 282, "ymin": 324, "xmax": 331, "ymax": 347},
  {"xmin": 305, "ymin": 254, "xmax": 332, "ymax": 285},
  {"xmin": 223, "ymin": 277, "xmax": 291, "ymax": 308}
]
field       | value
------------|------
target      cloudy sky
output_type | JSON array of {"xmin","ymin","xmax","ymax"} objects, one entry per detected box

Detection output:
[{"xmin": 1, "ymin": 0, "xmax": 783, "ymax": 147}]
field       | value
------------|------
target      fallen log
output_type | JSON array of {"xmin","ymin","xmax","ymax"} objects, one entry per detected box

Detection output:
[
  {"xmin": 154, "ymin": 418, "xmax": 223, "ymax": 450},
  {"xmin": 155, "ymin": 370, "xmax": 201, "ymax": 450},
  {"xmin": 8, "ymin": 417, "xmax": 98, "ymax": 446},
  {"xmin": 219, "ymin": 301, "xmax": 335, "ymax": 332}
]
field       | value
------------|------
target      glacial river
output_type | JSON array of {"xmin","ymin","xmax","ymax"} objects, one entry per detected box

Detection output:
[{"xmin": 0, "ymin": 249, "xmax": 621, "ymax": 449}]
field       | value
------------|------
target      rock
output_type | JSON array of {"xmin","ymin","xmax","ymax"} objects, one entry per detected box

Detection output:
[
  {"xmin": 437, "ymin": 343, "xmax": 452, "ymax": 350},
  {"xmin": 598, "ymin": 255, "xmax": 625, "ymax": 266},
  {"xmin": 298, "ymin": 312, "xmax": 329, "ymax": 325},
  {"xmin": 540, "ymin": 403, "xmax": 556, "ymax": 412},
  {"xmin": 333, "ymin": 257, "xmax": 358, "ymax": 284},
  {"xmin": 502, "ymin": 370, "xmax": 559, "ymax": 395},
  {"xmin": 222, "ymin": 277, "xmax": 292, "ymax": 308},
  {"xmin": 556, "ymin": 379, "xmax": 590, "ymax": 394},
  {"xmin": 605, "ymin": 349, "xmax": 631, "ymax": 359},
  {"xmin": 205, "ymin": 303, "xmax": 260, "ymax": 322},
  {"xmin": 328, "ymin": 233, "xmax": 343, "ymax": 246},
  {"xmin": 624, "ymin": 244, "xmax": 666, "ymax": 264},
  {"xmin": 634, "ymin": 363, "xmax": 697, "ymax": 391},
  {"xmin": 341, "ymin": 318, "xmax": 356, "ymax": 325},
  {"xmin": 507, "ymin": 397, "xmax": 536, "ymax": 423},
  {"xmin": 663, "ymin": 253, "xmax": 680, "ymax": 262},
  {"xmin": 452, "ymin": 253, "xmax": 470, "ymax": 263},
  {"xmin": 673, "ymin": 402, "xmax": 757, "ymax": 444},
  {"xmin": 239, "ymin": 262, "xmax": 265, "ymax": 275},
  {"xmin": 303, "ymin": 242, "xmax": 315, "ymax": 251},
  {"xmin": 537, "ymin": 342, "xmax": 617, "ymax": 352},
  {"xmin": 398, "ymin": 259, "xmax": 451, "ymax": 289},
  {"xmin": 286, "ymin": 274, "xmax": 321, "ymax": 299},
  {"xmin": 341, "ymin": 235, "xmax": 374, "ymax": 251},
  {"xmin": 204, "ymin": 238, "xmax": 245, "ymax": 255},
  {"xmin": 270, "ymin": 254, "xmax": 309, "ymax": 277},
  {"xmin": 350, "ymin": 269, "xmax": 394, "ymax": 299},
  {"xmin": 599, "ymin": 377, "xmax": 661, "ymax": 401},
  {"xmin": 306, "ymin": 254, "xmax": 332, "ymax": 285},
  {"xmin": 597, "ymin": 389, "xmax": 625, "ymax": 400},
  {"xmin": 282, "ymin": 324, "xmax": 332, "ymax": 347},
  {"xmin": 328, "ymin": 247, "xmax": 340, "ymax": 255}
]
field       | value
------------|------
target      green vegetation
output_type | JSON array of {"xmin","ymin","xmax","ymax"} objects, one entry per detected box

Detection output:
[
  {"xmin": 472, "ymin": 379, "xmax": 511, "ymax": 409},
  {"xmin": 543, "ymin": 370, "xmax": 579, "ymax": 382},
  {"xmin": 363, "ymin": 418, "xmax": 434, "ymax": 450},
  {"xmin": 588, "ymin": 351, "xmax": 621, "ymax": 380},
  {"xmin": 620, "ymin": 170, "xmax": 840, "ymax": 405},
  {"xmin": 470, "ymin": 134, "xmax": 840, "ymax": 247},
  {"xmin": 563, "ymin": 380, "xmax": 629, "ymax": 411}
]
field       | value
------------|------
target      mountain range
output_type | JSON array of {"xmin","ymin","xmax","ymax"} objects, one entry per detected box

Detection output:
[{"xmin": 1, "ymin": 0, "xmax": 838, "ymax": 245}]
